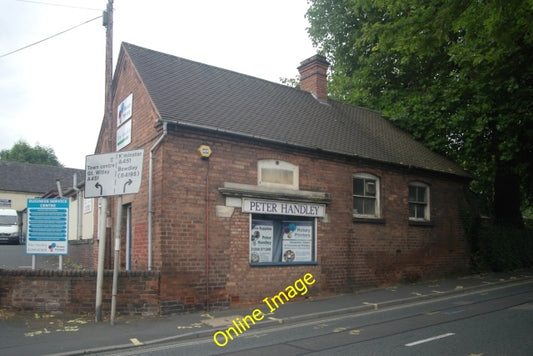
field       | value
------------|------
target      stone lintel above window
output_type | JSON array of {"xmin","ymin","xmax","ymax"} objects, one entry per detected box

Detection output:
[{"xmin": 218, "ymin": 182, "xmax": 331, "ymax": 205}]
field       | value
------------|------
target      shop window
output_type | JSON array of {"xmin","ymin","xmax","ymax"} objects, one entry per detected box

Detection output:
[
  {"xmin": 258, "ymin": 160, "xmax": 299, "ymax": 190},
  {"xmin": 353, "ymin": 173, "xmax": 380, "ymax": 217},
  {"xmin": 408, "ymin": 182, "xmax": 430, "ymax": 221},
  {"xmin": 250, "ymin": 215, "xmax": 316, "ymax": 265}
]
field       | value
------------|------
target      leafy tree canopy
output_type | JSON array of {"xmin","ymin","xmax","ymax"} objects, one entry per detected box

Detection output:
[
  {"xmin": 307, "ymin": 0, "xmax": 533, "ymax": 226},
  {"xmin": 279, "ymin": 76, "xmax": 300, "ymax": 88},
  {"xmin": 0, "ymin": 140, "xmax": 63, "ymax": 167}
]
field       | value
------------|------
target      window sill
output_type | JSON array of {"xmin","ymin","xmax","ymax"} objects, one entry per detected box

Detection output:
[
  {"xmin": 352, "ymin": 217, "xmax": 386, "ymax": 224},
  {"xmin": 408, "ymin": 220, "xmax": 434, "ymax": 227},
  {"xmin": 250, "ymin": 262, "xmax": 318, "ymax": 267}
]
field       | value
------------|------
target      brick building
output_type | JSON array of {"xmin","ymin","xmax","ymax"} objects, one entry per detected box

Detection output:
[{"xmin": 95, "ymin": 43, "xmax": 471, "ymax": 311}]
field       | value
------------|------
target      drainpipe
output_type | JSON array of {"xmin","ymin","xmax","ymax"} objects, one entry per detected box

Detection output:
[
  {"xmin": 205, "ymin": 158, "xmax": 210, "ymax": 311},
  {"xmin": 148, "ymin": 120, "xmax": 168, "ymax": 270}
]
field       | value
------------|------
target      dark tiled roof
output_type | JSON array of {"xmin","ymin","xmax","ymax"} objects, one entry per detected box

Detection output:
[
  {"xmin": 0, "ymin": 161, "xmax": 85, "ymax": 194},
  {"xmin": 122, "ymin": 43, "xmax": 469, "ymax": 178}
]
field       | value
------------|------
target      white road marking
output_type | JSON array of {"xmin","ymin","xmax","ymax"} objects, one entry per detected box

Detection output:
[
  {"xmin": 130, "ymin": 338, "xmax": 143, "ymax": 346},
  {"xmin": 405, "ymin": 332, "xmax": 455, "ymax": 347},
  {"xmin": 267, "ymin": 316, "xmax": 284, "ymax": 323},
  {"xmin": 363, "ymin": 302, "xmax": 378, "ymax": 310}
]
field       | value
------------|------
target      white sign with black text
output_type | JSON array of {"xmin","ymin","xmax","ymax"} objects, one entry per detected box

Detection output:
[{"xmin": 85, "ymin": 149, "xmax": 144, "ymax": 198}]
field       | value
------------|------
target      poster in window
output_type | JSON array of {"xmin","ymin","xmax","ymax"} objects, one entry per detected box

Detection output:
[
  {"xmin": 282, "ymin": 221, "xmax": 313, "ymax": 262},
  {"xmin": 250, "ymin": 220, "xmax": 273, "ymax": 263}
]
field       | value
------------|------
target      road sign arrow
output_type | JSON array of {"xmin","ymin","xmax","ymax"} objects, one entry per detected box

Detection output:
[
  {"xmin": 85, "ymin": 149, "xmax": 144, "ymax": 198},
  {"xmin": 123, "ymin": 178, "xmax": 132, "ymax": 193}
]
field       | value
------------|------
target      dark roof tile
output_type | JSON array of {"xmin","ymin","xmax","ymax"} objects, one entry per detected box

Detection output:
[
  {"xmin": 0, "ymin": 161, "xmax": 84, "ymax": 194},
  {"xmin": 122, "ymin": 43, "xmax": 469, "ymax": 178}
]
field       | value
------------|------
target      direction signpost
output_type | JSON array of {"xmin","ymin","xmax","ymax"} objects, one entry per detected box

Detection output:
[
  {"xmin": 85, "ymin": 149, "xmax": 144, "ymax": 198},
  {"xmin": 85, "ymin": 148, "xmax": 144, "ymax": 324}
]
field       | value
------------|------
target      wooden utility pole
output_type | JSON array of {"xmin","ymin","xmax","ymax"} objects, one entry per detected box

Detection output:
[
  {"xmin": 95, "ymin": 0, "xmax": 113, "ymax": 323},
  {"xmin": 104, "ymin": 0, "xmax": 114, "ymax": 153}
]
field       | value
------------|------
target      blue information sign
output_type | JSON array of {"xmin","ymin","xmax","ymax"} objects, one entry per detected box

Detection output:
[{"xmin": 26, "ymin": 198, "xmax": 69, "ymax": 255}]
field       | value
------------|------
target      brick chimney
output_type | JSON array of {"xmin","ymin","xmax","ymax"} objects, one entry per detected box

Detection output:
[{"xmin": 297, "ymin": 54, "xmax": 329, "ymax": 102}]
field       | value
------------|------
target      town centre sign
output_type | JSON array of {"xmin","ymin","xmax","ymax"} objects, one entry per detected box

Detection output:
[
  {"xmin": 85, "ymin": 149, "xmax": 144, "ymax": 325},
  {"xmin": 85, "ymin": 149, "xmax": 144, "ymax": 198}
]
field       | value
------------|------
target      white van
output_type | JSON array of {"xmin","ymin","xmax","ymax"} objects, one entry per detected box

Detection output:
[{"xmin": 0, "ymin": 209, "xmax": 21, "ymax": 244}]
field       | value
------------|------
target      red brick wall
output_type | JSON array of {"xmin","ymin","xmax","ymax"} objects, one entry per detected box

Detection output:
[
  {"xmin": 0, "ymin": 270, "xmax": 159, "ymax": 315},
  {"xmin": 298, "ymin": 55, "xmax": 329, "ymax": 101},
  {"xmin": 95, "ymin": 49, "xmax": 470, "ymax": 312},
  {"xmin": 94, "ymin": 49, "xmax": 164, "ymax": 270},
  {"xmin": 68, "ymin": 240, "xmax": 94, "ymax": 269},
  {"xmin": 145, "ymin": 127, "xmax": 470, "ymax": 309}
]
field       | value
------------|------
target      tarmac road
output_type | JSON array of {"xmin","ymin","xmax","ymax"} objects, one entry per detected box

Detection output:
[
  {"xmin": 0, "ymin": 268, "xmax": 532, "ymax": 356},
  {"xmin": 97, "ymin": 280, "xmax": 533, "ymax": 355},
  {"xmin": 0, "ymin": 244, "xmax": 61, "ymax": 269}
]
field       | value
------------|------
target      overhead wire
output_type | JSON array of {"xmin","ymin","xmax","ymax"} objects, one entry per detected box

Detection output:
[
  {"xmin": 0, "ymin": 15, "xmax": 102, "ymax": 59},
  {"xmin": 16, "ymin": 0, "xmax": 102, "ymax": 12}
]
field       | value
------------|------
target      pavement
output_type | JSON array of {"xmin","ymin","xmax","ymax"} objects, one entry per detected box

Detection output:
[{"xmin": 1, "ymin": 269, "xmax": 532, "ymax": 356}]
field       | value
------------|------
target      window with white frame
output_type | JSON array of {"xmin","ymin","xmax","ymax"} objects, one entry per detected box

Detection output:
[
  {"xmin": 353, "ymin": 173, "xmax": 380, "ymax": 217},
  {"xmin": 408, "ymin": 182, "xmax": 430, "ymax": 220},
  {"xmin": 258, "ymin": 160, "xmax": 299, "ymax": 190}
]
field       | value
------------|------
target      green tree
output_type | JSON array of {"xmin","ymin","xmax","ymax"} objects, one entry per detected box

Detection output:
[
  {"xmin": 0, "ymin": 140, "xmax": 63, "ymax": 166},
  {"xmin": 307, "ymin": 0, "xmax": 533, "ymax": 227},
  {"xmin": 279, "ymin": 76, "xmax": 300, "ymax": 88}
]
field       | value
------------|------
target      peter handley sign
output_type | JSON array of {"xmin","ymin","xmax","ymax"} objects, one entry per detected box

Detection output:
[{"xmin": 242, "ymin": 198, "xmax": 325, "ymax": 217}]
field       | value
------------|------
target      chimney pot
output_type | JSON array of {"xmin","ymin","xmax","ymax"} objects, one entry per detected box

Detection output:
[{"xmin": 297, "ymin": 54, "xmax": 329, "ymax": 102}]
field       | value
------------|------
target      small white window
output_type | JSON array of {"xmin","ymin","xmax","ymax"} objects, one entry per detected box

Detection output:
[
  {"xmin": 258, "ymin": 160, "xmax": 299, "ymax": 190},
  {"xmin": 353, "ymin": 173, "xmax": 380, "ymax": 218},
  {"xmin": 408, "ymin": 182, "xmax": 430, "ymax": 221}
]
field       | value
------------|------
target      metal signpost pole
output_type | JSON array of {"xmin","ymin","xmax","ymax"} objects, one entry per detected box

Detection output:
[
  {"xmin": 86, "ymin": 149, "xmax": 144, "ymax": 324},
  {"xmin": 56, "ymin": 180, "xmax": 64, "ymax": 271},
  {"xmin": 95, "ymin": 197, "xmax": 107, "ymax": 322},
  {"xmin": 110, "ymin": 195, "xmax": 122, "ymax": 325}
]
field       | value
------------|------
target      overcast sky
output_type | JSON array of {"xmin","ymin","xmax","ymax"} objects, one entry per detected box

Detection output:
[{"xmin": 0, "ymin": 0, "xmax": 316, "ymax": 168}]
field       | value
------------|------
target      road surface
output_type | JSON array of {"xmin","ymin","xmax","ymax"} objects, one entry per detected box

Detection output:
[{"xmin": 96, "ymin": 280, "xmax": 533, "ymax": 355}]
